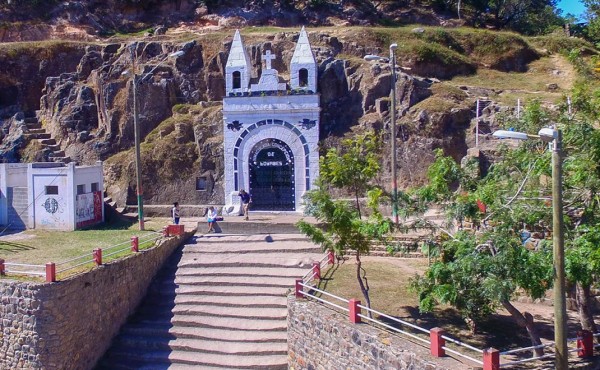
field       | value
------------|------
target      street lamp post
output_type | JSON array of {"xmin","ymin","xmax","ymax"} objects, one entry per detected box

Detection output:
[
  {"xmin": 493, "ymin": 127, "xmax": 567, "ymax": 370},
  {"xmin": 364, "ymin": 43, "xmax": 399, "ymax": 224},
  {"xmin": 125, "ymin": 46, "xmax": 184, "ymax": 231}
]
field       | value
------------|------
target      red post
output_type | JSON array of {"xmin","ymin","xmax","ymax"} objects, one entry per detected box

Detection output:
[
  {"xmin": 577, "ymin": 330, "xmax": 593, "ymax": 358},
  {"xmin": 0, "ymin": 258, "xmax": 4, "ymax": 276},
  {"xmin": 430, "ymin": 327, "xmax": 445, "ymax": 357},
  {"xmin": 295, "ymin": 279, "xmax": 304, "ymax": 298},
  {"xmin": 349, "ymin": 299, "xmax": 361, "ymax": 323},
  {"xmin": 327, "ymin": 250, "xmax": 335, "ymax": 265},
  {"xmin": 168, "ymin": 224, "xmax": 184, "ymax": 236},
  {"xmin": 131, "ymin": 236, "xmax": 139, "ymax": 252},
  {"xmin": 483, "ymin": 348, "xmax": 500, "ymax": 370},
  {"xmin": 162, "ymin": 226, "xmax": 170, "ymax": 237},
  {"xmin": 45, "ymin": 263, "xmax": 56, "ymax": 282},
  {"xmin": 93, "ymin": 248, "xmax": 102, "ymax": 265},
  {"xmin": 312, "ymin": 262, "xmax": 321, "ymax": 280}
]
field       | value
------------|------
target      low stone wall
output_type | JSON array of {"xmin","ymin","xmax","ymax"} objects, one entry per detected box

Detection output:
[
  {"xmin": 0, "ymin": 228, "xmax": 195, "ymax": 369},
  {"xmin": 288, "ymin": 296, "xmax": 461, "ymax": 370}
]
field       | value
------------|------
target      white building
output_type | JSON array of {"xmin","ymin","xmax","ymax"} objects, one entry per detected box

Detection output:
[
  {"xmin": 222, "ymin": 27, "xmax": 320, "ymax": 213},
  {"xmin": 0, "ymin": 162, "xmax": 104, "ymax": 231}
]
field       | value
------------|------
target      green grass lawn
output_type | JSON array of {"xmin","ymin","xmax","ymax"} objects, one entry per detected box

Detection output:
[{"xmin": 0, "ymin": 217, "xmax": 173, "ymax": 280}]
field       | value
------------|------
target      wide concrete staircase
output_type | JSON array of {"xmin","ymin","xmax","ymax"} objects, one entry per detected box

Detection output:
[{"xmin": 97, "ymin": 232, "xmax": 322, "ymax": 369}]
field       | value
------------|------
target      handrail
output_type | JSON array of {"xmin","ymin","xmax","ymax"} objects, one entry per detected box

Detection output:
[
  {"xmin": 5, "ymin": 262, "xmax": 45, "ymax": 268},
  {"xmin": 297, "ymin": 256, "xmax": 600, "ymax": 369},
  {"xmin": 359, "ymin": 304, "xmax": 429, "ymax": 335},
  {"xmin": 357, "ymin": 312, "xmax": 430, "ymax": 345},
  {"xmin": 5, "ymin": 269, "xmax": 45, "ymax": 277},
  {"xmin": 500, "ymin": 353, "xmax": 555, "ymax": 367},
  {"xmin": 298, "ymin": 290, "xmax": 348, "ymax": 312},
  {"xmin": 441, "ymin": 334, "xmax": 484, "ymax": 354},
  {"xmin": 441, "ymin": 346, "xmax": 484, "ymax": 365},
  {"xmin": 299, "ymin": 282, "xmax": 349, "ymax": 304},
  {"xmin": 56, "ymin": 258, "xmax": 95, "ymax": 274},
  {"xmin": 500, "ymin": 343, "xmax": 552, "ymax": 355}
]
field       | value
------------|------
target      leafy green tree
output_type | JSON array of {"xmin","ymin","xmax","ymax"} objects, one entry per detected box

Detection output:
[
  {"xmin": 411, "ymin": 94, "xmax": 600, "ymax": 352},
  {"xmin": 409, "ymin": 144, "xmax": 553, "ymax": 354},
  {"xmin": 298, "ymin": 133, "xmax": 392, "ymax": 314}
]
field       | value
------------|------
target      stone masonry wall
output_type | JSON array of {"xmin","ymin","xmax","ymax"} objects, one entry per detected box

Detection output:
[
  {"xmin": 0, "ymin": 228, "xmax": 195, "ymax": 369},
  {"xmin": 288, "ymin": 296, "xmax": 460, "ymax": 370}
]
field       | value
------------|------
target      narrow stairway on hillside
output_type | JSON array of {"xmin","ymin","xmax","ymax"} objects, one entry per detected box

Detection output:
[
  {"xmin": 23, "ymin": 112, "xmax": 71, "ymax": 163},
  {"xmin": 96, "ymin": 232, "xmax": 322, "ymax": 370}
]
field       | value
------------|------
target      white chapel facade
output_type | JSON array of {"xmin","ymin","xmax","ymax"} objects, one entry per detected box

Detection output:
[{"xmin": 222, "ymin": 27, "xmax": 320, "ymax": 213}]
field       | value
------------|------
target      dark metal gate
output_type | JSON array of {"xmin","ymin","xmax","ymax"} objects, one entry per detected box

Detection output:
[{"xmin": 249, "ymin": 139, "xmax": 295, "ymax": 211}]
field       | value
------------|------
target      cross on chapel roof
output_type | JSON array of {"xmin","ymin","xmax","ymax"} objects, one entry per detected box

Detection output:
[{"xmin": 262, "ymin": 50, "xmax": 276, "ymax": 70}]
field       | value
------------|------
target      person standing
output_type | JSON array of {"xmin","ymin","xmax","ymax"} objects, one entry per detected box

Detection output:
[
  {"xmin": 206, "ymin": 206, "xmax": 218, "ymax": 233},
  {"xmin": 172, "ymin": 202, "xmax": 180, "ymax": 225},
  {"xmin": 238, "ymin": 189, "xmax": 252, "ymax": 220}
]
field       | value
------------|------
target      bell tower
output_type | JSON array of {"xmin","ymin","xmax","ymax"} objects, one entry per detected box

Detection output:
[
  {"xmin": 290, "ymin": 26, "xmax": 317, "ymax": 92},
  {"xmin": 225, "ymin": 29, "xmax": 252, "ymax": 95}
]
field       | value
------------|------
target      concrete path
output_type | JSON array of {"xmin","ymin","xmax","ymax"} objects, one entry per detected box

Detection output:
[{"xmin": 96, "ymin": 232, "xmax": 322, "ymax": 369}]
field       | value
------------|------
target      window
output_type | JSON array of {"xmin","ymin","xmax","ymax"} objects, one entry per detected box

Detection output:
[
  {"xmin": 91, "ymin": 182, "xmax": 99, "ymax": 192},
  {"xmin": 45, "ymin": 186, "xmax": 58, "ymax": 195},
  {"xmin": 232, "ymin": 71, "xmax": 241, "ymax": 89},
  {"xmin": 196, "ymin": 177, "xmax": 208, "ymax": 191},
  {"xmin": 77, "ymin": 184, "xmax": 85, "ymax": 195},
  {"xmin": 299, "ymin": 68, "xmax": 308, "ymax": 87}
]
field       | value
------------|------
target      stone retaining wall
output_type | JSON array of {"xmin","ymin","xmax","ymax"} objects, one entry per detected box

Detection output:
[
  {"xmin": 288, "ymin": 296, "xmax": 460, "ymax": 370},
  {"xmin": 0, "ymin": 228, "xmax": 195, "ymax": 369}
]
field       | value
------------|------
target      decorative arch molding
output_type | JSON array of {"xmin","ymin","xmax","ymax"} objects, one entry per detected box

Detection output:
[{"xmin": 232, "ymin": 119, "xmax": 311, "ymax": 193}]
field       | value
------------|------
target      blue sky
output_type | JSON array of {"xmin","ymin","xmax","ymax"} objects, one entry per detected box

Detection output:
[{"xmin": 557, "ymin": 0, "xmax": 586, "ymax": 20}]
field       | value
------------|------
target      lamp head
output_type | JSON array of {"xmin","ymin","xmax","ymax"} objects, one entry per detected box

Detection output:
[
  {"xmin": 538, "ymin": 127, "xmax": 558, "ymax": 143},
  {"xmin": 169, "ymin": 50, "xmax": 185, "ymax": 58},
  {"xmin": 364, "ymin": 54, "xmax": 387, "ymax": 62},
  {"xmin": 492, "ymin": 130, "xmax": 530, "ymax": 140},
  {"xmin": 389, "ymin": 43, "xmax": 398, "ymax": 51}
]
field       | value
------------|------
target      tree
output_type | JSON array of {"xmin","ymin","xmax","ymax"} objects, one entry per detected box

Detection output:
[
  {"xmin": 409, "ymin": 149, "xmax": 552, "ymax": 354},
  {"xmin": 298, "ymin": 132, "xmax": 392, "ymax": 315},
  {"xmin": 411, "ymin": 93, "xmax": 600, "ymax": 353}
]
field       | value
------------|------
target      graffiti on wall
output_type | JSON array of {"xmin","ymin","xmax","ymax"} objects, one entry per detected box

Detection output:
[{"xmin": 76, "ymin": 191, "xmax": 103, "ymax": 228}]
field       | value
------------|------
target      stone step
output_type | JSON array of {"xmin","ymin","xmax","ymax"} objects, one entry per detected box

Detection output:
[
  {"xmin": 27, "ymin": 128, "xmax": 45, "ymax": 134},
  {"xmin": 171, "ymin": 275, "xmax": 301, "ymax": 288},
  {"xmin": 24, "ymin": 132, "xmax": 50, "ymax": 140},
  {"xmin": 149, "ymin": 284, "xmax": 290, "ymax": 298},
  {"xmin": 175, "ymin": 266, "xmax": 308, "ymax": 278},
  {"xmin": 51, "ymin": 157, "xmax": 72, "ymax": 163},
  {"xmin": 140, "ymin": 304, "xmax": 287, "ymax": 320},
  {"xmin": 24, "ymin": 117, "xmax": 38, "ymax": 124},
  {"xmin": 120, "ymin": 324, "xmax": 288, "ymax": 343},
  {"xmin": 25, "ymin": 122, "xmax": 42, "ymax": 130},
  {"xmin": 101, "ymin": 349, "xmax": 287, "ymax": 369},
  {"xmin": 186, "ymin": 242, "xmax": 320, "ymax": 254},
  {"xmin": 44, "ymin": 144, "xmax": 61, "ymax": 151},
  {"xmin": 144, "ymin": 294, "xmax": 287, "ymax": 308},
  {"xmin": 197, "ymin": 220, "xmax": 303, "ymax": 235},
  {"xmin": 195, "ymin": 234, "xmax": 311, "ymax": 244},
  {"xmin": 177, "ymin": 252, "xmax": 320, "ymax": 269},
  {"xmin": 113, "ymin": 335, "xmax": 286, "ymax": 356},
  {"xmin": 133, "ymin": 314, "xmax": 287, "ymax": 331},
  {"xmin": 39, "ymin": 138, "xmax": 56, "ymax": 145},
  {"xmin": 48, "ymin": 150, "xmax": 65, "ymax": 157}
]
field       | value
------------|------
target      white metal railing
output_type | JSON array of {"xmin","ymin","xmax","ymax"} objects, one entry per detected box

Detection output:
[
  {"xmin": 4, "ymin": 262, "xmax": 45, "ymax": 277},
  {"xmin": 298, "ymin": 255, "xmax": 600, "ymax": 369}
]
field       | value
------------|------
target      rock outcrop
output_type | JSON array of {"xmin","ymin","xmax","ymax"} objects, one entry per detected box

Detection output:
[{"xmin": 0, "ymin": 27, "xmax": 544, "ymax": 207}]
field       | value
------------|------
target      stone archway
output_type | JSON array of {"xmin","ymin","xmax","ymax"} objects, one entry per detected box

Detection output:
[{"xmin": 248, "ymin": 138, "xmax": 295, "ymax": 211}]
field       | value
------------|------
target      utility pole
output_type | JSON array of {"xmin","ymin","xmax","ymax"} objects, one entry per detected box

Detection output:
[
  {"xmin": 389, "ymin": 43, "xmax": 399, "ymax": 225},
  {"xmin": 552, "ymin": 129, "xmax": 567, "ymax": 370}
]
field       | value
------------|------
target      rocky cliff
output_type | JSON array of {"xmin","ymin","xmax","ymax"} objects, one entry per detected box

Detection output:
[{"xmin": 0, "ymin": 26, "xmax": 581, "ymax": 207}]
